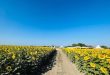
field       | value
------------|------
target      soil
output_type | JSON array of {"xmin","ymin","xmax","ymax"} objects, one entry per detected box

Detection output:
[{"xmin": 44, "ymin": 48, "xmax": 84, "ymax": 75}]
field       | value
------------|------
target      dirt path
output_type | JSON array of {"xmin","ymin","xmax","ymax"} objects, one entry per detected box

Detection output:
[{"xmin": 44, "ymin": 48, "xmax": 84, "ymax": 75}]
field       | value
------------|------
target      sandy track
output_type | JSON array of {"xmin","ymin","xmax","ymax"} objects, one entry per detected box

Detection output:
[{"xmin": 44, "ymin": 48, "xmax": 84, "ymax": 75}]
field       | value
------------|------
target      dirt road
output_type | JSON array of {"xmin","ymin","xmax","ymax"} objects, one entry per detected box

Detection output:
[{"xmin": 44, "ymin": 48, "xmax": 84, "ymax": 75}]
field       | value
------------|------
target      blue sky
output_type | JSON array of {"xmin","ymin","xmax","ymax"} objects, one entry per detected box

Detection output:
[{"xmin": 0, "ymin": 0, "xmax": 110, "ymax": 46}]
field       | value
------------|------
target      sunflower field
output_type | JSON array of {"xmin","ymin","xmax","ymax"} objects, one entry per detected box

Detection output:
[
  {"xmin": 64, "ymin": 48, "xmax": 110, "ymax": 75},
  {"xmin": 0, "ymin": 45, "xmax": 56, "ymax": 75}
]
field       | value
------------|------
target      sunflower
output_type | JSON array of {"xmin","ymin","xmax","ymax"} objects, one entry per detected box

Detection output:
[
  {"xmin": 106, "ymin": 59, "xmax": 110, "ymax": 63},
  {"xmin": 6, "ymin": 66, "xmax": 12, "ymax": 72},
  {"xmin": 84, "ymin": 56, "xmax": 90, "ymax": 61},
  {"xmin": 12, "ymin": 54, "xmax": 16, "ymax": 59},
  {"xmin": 98, "ymin": 54, "xmax": 106, "ymax": 59},
  {"xmin": 90, "ymin": 62, "xmax": 96, "ymax": 68},
  {"xmin": 100, "ymin": 67, "xmax": 108, "ymax": 74}
]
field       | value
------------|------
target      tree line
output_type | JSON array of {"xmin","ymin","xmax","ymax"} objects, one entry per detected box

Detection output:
[{"xmin": 66, "ymin": 43, "xmax": 110, "ymax": 49}]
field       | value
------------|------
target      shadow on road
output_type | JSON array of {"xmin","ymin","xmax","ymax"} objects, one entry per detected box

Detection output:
[{"xmin": 19, "ymin": 50, "xmax": 57, "ymax": 75}]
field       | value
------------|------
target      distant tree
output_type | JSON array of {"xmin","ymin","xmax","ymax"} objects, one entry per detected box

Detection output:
[
  {"xmin": 72, "ymin": 43, "xmax": 87, "ymax": 47},
  {"xmin": 72, "ymin": 43, "xmax": 77, "ymax": 47},
  {"xmin": 101, "ymin": 45, "xmax": 108, "ymax": 49}
]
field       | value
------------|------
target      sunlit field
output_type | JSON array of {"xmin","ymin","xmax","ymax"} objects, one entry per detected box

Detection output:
[
  {"xmin": 1, "ymin": 0, "xmax": 110, "ymax": 75},
  {"xmin": 1, "ymin": 45, "xmax": 110, "ymax": 75},
  {"xmin": 64, "ymin": 48, "xmax": 110, "ymax": 75},
  {"xmin": 0, "ymin": 45, "xmax": 56, "ymax": 75}
]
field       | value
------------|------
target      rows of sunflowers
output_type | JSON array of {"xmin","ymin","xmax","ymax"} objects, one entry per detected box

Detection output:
[
  {"xmin": 64, "ymin": 48, "xmax": 110, "ymax": 75},
  {"xmin": 0, "ymin": 45, "xmax": 55, "ymax": 75}
]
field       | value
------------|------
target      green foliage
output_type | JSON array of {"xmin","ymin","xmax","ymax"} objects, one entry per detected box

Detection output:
[
  {"xmin": 0, "ymin": 46, "xmax": 54, "ymax": 75},
  {"xmin": 72, "ymin": 43, "xmax": 87, "ymax": 47},
  {"xmin": 101, "ymin": 45, "xmax": 108, "ymax": 49},
  {"xmin": 64, "ymin": 48, "xmax": 110, "ymax": 75}
]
